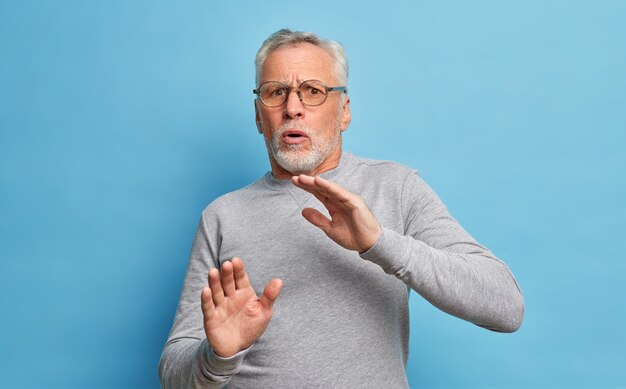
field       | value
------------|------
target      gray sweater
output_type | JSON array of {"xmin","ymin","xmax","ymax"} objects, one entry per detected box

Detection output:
[{"xmin": 159, "ymin": 152, "xmax": 524, "ymax": 388}]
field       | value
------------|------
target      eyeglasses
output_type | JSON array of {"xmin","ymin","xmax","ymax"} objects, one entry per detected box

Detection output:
[{"xmin": 253, "ymin": 80, "xmax": 347, "ymax": 107}]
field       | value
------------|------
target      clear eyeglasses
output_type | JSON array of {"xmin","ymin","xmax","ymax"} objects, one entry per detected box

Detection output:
[{"xmin": 253, "ymin": 79, "xmax": 347, "ymax": 107}]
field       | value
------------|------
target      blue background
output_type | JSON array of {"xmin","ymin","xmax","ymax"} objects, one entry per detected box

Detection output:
[{"xmin": 1, "ymin": 1, "xmax": 625, "ymax": 387}]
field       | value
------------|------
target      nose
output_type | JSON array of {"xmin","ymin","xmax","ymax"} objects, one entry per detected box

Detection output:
[{"xmin": 283, "ymin": 89, "xmax": 305, "ymax": 119}]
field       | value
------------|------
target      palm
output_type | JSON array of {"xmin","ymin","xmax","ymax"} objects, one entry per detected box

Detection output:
[
  {"xmin": 292, "ymin": 175, "xmax": 381, "ymax": 253},
  {"xmin": 320, "ymin": 203, "xmax": 364, "ymax": 249},
  {"xmin": 201, "ymin": 258, "xmax": 282, "ymax": 357}
]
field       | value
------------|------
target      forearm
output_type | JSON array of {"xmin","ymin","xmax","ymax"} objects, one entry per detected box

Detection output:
[
  {"xmin": 159, "ymin": 214, "xmax": 248, "ymax": 387},
  {"xmin": 361, "ymin": 227, "xmax": 524, "ymax": 332},
  {"xmin": 159, "ymin": 337, "xmax": 247, "ymax": 388}
]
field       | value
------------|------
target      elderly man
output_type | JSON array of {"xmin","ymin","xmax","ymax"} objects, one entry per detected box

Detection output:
[{"xmin": 159, "ymin": 29, "xmax": 524, "ymax": 388}]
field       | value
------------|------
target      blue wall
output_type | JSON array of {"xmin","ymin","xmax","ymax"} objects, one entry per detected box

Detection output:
[{"xmin": 1, "ymin": 1, "xmax": 624, "ymax": 387}]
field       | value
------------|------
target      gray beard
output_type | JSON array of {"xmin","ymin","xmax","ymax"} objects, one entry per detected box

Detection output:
[{"xmin": 268, "ymin": 122, "xmax": 341, "ymax": 175}]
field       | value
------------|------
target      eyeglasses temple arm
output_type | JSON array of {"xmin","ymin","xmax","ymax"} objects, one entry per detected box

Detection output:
[{"xmin": 327, "ymin": 86, "xmax": 347, "ymax": 94}]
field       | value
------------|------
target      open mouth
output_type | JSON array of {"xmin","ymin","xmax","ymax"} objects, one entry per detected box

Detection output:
[
  {"xmin": 283, "ymin": 130, "xmax": 307, "ymax": 138},
  {"xmin": 282, "ymin": 130, "xmax": 308, "ymax": 144}
]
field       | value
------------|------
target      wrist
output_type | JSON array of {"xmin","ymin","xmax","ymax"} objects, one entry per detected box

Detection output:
[
  {"xmin": 358, "ymin": 224, "xmax": 382, "ymax": 254},
  {"xmin": 211, "ymin": 343, "xmax": 240, "ymax": 359},
  {"xmin": 202, "ymin": 340, "xmax": 249, "ymax": 377}
]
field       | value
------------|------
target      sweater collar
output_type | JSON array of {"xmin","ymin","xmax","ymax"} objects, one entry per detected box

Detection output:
[{"xmin": 261, "ymin": 151, "xmax": 353, "ymax": 191}]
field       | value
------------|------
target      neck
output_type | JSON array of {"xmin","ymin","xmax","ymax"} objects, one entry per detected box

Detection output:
[{"xmin": 270, "ymin": 149, "xmax": 343, "ymax": 179}]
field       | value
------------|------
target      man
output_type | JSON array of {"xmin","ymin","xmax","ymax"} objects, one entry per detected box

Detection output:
[{"xmin": 159, "ymin": 29, "xmax": 524, "ymax": 388}]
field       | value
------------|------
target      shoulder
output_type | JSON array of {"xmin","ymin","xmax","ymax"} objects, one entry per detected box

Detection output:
[
  {"xmin": 201, "ymin": 177, "xmax": 268, "ymax": 220},
  {"xmin": 343, "ymin": 153, "xmax": 440, "ymax": 207},
  {"xmin": 344, "ymin": 153, "xmax": 420, "ymax": 184}
]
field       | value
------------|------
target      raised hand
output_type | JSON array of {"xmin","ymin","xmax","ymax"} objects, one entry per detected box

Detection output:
[
  {"xmin": 201, "ymin": 257, "xmax": 283, "ymax": 357},
  {"xmin": 291, "ymin": 174, "xmax": 381, "ymax": 253}
]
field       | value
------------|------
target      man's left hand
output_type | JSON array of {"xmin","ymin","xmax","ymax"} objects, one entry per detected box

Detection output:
[{"xmin": 292, "ymin": 174, "xmax": 381, "ymax": 253}]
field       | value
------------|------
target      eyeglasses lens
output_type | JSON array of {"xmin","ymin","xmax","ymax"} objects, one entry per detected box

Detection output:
[{"xmin": 259, "ymin": 80, "xmax": 328, "ymax": 107}]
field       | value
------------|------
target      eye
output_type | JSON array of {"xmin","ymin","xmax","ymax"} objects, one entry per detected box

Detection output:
[
  {"xmin": 270, "ymin": 88, "xmax": 285, "ymax": 97},
  {"xmin": 260, "ymin": 83, "xmax": 288, "ymax": 100},
  {"xmin": 302, "ymin": 84, "xmax": 326, "ymax": 96}
]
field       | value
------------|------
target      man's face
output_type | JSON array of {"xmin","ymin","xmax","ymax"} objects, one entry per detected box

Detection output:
[{"xmin": 255, "ymin": 43, "xmax": 351, "ymax": 178}]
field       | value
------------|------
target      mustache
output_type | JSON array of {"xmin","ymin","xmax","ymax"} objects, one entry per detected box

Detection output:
[{"xmin": 274, "ymin": 121, "xmax": 312, "ymax": 137}]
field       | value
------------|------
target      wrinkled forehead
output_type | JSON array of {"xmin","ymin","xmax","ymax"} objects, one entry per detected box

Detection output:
[{"xmin": 259, "ymin": 43, "xmax": 337, "ymax": 85}]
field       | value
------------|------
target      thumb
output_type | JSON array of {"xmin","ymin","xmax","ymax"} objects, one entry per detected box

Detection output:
[
  {"xmin": 301, "ymin": 207, "xmax": 332, "ymax": 234},
  {"xmin": 260, "ymin": 278, "xmax": 283, "ymax": 310}
]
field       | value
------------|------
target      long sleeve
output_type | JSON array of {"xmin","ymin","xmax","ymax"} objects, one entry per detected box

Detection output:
[
  {"xmin": 159, "ymin": 154, "xmax": 524, "ymax": 387},
  {"xmin": 159, "ymin": 339, "xmax": 248, "ymax": 388},
  {"xmin": 360, "ymin": 171, "xmax": 524, "ymax": 332},
  {"xmin": 158, "ymin": 215, "xmax": 248, "ymax": 388}
]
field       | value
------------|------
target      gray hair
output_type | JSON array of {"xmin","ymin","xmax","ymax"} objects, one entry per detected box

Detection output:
[{"xmin": 255, "ymin": 29, "xmax": 349, "ymax": 88}]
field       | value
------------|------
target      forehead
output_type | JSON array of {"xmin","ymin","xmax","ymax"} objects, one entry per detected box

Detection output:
[{"xmin": 260, "ymin": 43, "xmax": 336, "ymax": 84}]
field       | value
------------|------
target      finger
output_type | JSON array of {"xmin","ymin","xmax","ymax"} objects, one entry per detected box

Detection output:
[
  {"xmin": 301, "ymin": 207, "xmax": 332, "ymax": 234},
  {"xmin": 231, "ymin": 257, "xmax": 251, "ymax": 289},
  {"xmin": 220, "ymin": 261, "xmax": 236, "ymax": 297},
  {"xmin": 291, "ymin": 174, "xmax": 315, "ymax": 187},
  {"xmin": 312, "ymin": 175, "xmax": 354, "ymax": 203},
  {"xmin": 301, "ymin": 185, "xmax": 330, "ymax": 205},
  {"xmin": 260, "ymin": 278, "xmax": 283, "ymax": 310},
  {"xmin": 292, "ymin": 175, "xmax": 338, "ymax": 205},
  {"xmin": 293, "ymin": 175, "xmax": 353, "ymax": 205},
  {"xmin": 200, "ymin": 287, "xmax": 215, "ymax": 320},
  {"xmin": 292, "ymin": 175, "xmax": 326, "ymax": 198},
  {"xmin": 208, "ymin": 268, "xmax": 225, "ymax": 305}
]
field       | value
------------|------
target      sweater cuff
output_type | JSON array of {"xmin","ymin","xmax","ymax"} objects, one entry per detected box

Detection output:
[
  {"xmin": 197, "ymin": 339, "xmax": 249, "ymax": 379},
  {"xmin": 359, "ymin": 227, "xmax": 411, "ymax": 274}
]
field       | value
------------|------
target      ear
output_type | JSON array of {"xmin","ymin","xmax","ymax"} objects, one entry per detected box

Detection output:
[
  {"xmin": 340, "ymin": 95, "xmax": 351, "ymax": 132},
  {"xmin": 254, "ymin": 100, "xmax": 262, "ymax": 134}
]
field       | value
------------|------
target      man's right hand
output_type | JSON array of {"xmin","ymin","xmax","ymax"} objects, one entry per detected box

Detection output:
[{"xmin": 201, "ymin": 257, "xmax": 283, "ymax": 358}]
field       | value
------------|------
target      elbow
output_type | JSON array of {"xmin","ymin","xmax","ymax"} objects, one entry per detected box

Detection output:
[
  {"xmin": 490, "ymin": 264, "xmax": 525, "ymax": 333},
  {"xmin": 158, "ymin": 351, "xmax": 168, "ymax": 387},
  {"xmin": 504, "ymin": 278, "xmax": 525, "ymax": 332},
  {"xmin": 507, "ymin": 291, "xmax": 525, "ymax": 332},
  {"xmin": 484, "ymin": 288, "xmax": 525, "ymax": 333},
  {"xmin": 158, "ymin": 343, "xmax": 178, "ymax": 388},
  {"xmin": 496, "ymin": 310, "xmax": 524, "ymax": 333}
]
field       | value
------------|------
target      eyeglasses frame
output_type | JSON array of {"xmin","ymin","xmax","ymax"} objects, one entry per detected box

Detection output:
[{"xmin": 253, "ymin": 79, "xmax": 347, "ymax": 107}]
